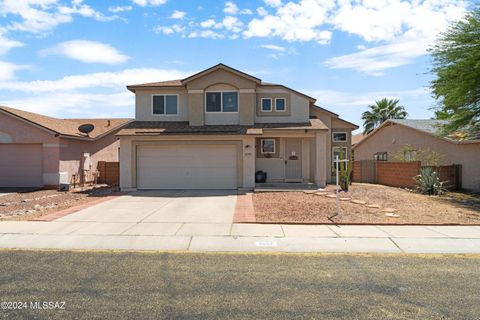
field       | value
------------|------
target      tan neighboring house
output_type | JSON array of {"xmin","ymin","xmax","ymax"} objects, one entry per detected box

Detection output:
[
  {"xmin": 118, "ymin": 63, "xmax": 358, "ymax": 190},
  {"xmin": 0, "ymin": 106, "xmax": 130, "ymax": 187},
  {"xmin": 352, "ymin": 119, "xmax": 480, "ymax": 191}
]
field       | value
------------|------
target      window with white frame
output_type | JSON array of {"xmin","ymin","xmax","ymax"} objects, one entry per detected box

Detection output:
[
  {"xmin": 332, "ymin": 132, "xmax": 347, "ymax": 142},
  {"xmin": 332, "ymin": 147, "xmax": 347, "ymax": 165},
  {"xmin": 261, "ymin": 139, "xmax": 275, "ymax": 154},
  {"xmin": 152, "ymin": 95, "xmax": 178, "ymax": 115},
  {"xmin": 261, "ymin": 98, "xmax": 272, "ymax": 112},
  {"xmin": 374, "ymin": 152, "xmax": 388, "ymax": 161},
  {"xmin": 206, "ymin": 92, "xmax": 238, "ymax": 112},
  {"xmin": 275, "ymin": 98, "xmax": 286, "ymax": 112},
  {"xmin": 404, "ymin": 150, "xmax": 417, "ymax": 161}
]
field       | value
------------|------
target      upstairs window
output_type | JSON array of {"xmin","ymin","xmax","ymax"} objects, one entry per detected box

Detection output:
[
  {"xmin": 332, "ymin": 132, "xmax": 347, "ymax": 142},
  {"xmin": 206, "ymin": 92, "xmax": 238, "ymax": 112},
  {"xmin": 261, "ymin": 98, "xmax": 272, "ymax": 112},
  {"xmin": 275, "ymin": 98, "xmax": 286, "ymax": 112},
  {"xmin": 153, "ymin": 95, "xmax": 178, "ymax": 115}
]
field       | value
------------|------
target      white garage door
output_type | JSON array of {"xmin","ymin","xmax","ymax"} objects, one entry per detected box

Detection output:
[
  {"xmin": 137, "ymin": 144, "xmax": 238, "ymax": 189},
  {"xmin": 0, "ymin": 144, "xmax": 43, "ymax": 187}
]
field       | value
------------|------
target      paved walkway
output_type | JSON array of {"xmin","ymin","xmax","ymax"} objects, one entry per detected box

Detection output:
[
  {"xmin": 1, "ymin": 190, "xmax": 480, "ymax": 253},
  {"xmin": 1, "ymin": 221, "xmax": 480, "ymax": 253}
]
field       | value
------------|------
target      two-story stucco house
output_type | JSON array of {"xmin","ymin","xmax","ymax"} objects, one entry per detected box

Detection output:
[{"xmin": 118, "ymin": 64, "xmax": 358, "ymax": 190}]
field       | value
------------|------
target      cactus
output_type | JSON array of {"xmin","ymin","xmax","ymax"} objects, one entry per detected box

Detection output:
[{"xmin": 414, "ymin": 167, "xmax": 446, "ymax": 195}]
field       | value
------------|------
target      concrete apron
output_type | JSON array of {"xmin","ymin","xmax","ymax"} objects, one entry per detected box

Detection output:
[{"xmin": 1, "ymin": 222, "xmax": 480, "ymax": 254}]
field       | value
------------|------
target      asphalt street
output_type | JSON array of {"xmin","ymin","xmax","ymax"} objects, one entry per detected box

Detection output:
[{"xmin": 0, "ymin": 250, "xmax": 479, "ymax": 319}]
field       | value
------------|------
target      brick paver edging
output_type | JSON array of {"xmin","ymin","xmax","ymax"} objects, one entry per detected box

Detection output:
[
  {"xmin": 233, "ymin": 192, "xmax": 256, "ymax": 223},
  {"xmin": 32, "ymin": 194, "xmax": 125, "ymax": 222}
]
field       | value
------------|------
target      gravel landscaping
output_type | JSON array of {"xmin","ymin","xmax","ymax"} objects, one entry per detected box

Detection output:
[
  {"xmin": 253, "ymin": 183, "xmax": 480, "ymax": 225},
  {"xmin": 0, "ymin": 186, "xmax": 117, "ymax": 221}
]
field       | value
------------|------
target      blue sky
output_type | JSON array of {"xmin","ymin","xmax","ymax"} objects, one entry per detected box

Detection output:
[{"xmin": 0, "ymin": 0, "xmax": 472, "ymax": 132}]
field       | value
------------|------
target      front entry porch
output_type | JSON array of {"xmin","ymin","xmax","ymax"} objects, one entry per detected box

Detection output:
[{"xmin": 254, "ymin": 134, "xmax": 327, "ymax": 187}]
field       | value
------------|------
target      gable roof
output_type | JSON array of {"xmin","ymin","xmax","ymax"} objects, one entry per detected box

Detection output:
[
  {"xmin": 0, "ymin": 105, "xmax": 131, "ymax": 140},
  {"xmin": 181, "ymin": 63, "xmax": 261, "ymax": 84},
  {"xmin": 310, "ymin": 105, "xmax": 359, "ymax": 129},
  {"xmin": 389, "ymin": 119, "xmax": 449, "ymax": 135},
  {"xmin": 353, "ymin": 119, "xmax": 480, "ymax": 149},
  {"xmin": 126, "ymin": 64, "xmax": 316, "ymax": 102}
]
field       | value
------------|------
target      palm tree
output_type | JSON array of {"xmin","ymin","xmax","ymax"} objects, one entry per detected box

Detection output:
[{"xmin": 362, "ymin": 98, "xmax": 408, "ymax": 134}]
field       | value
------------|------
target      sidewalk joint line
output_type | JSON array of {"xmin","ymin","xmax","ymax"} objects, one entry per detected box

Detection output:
[{"xmin": 388, "ymin": 238, "xmax": 404, "ymax": 253}]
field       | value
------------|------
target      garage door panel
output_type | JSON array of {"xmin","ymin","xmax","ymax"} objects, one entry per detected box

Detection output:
[
  {"xmin": 137, "ymin": 144, "xmax": 237, "ymax": 189},
  {"xmin": 0, "ymin": 144, "xmax": 43, "ymax": 187}
]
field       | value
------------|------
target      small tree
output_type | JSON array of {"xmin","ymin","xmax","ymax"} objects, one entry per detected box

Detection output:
[
  {"xmin": 429, "ymin": 7, "xmax": 480, "ymax": 135},
  {"xmin": 393, "ymin": 144, "xmax": 444, "ymax": 166}
]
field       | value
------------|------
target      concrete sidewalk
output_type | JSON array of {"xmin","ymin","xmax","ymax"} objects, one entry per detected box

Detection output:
[{"xmin": 1, "ymin": 221, "xmax": 480, "ymax": 254}]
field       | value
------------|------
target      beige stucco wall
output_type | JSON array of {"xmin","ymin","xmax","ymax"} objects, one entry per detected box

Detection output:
[
  {"xmin": 309, "ymin": 107, "xmax": 354, "ymax": 183},
  {"xmin": 254, "ymin": 134, "xmax": 313, "ymax": 183},
  {"xmin": 135, "ymin": 88, "xmax": 189, "ymax": 122},
  {"xmin": 255, "ymin": 88, "xmax": 309, "ymax": 123},
  {"xmin": 353, "ymin": 123, "xmax": 480, "ymax": 191},
  {"xmin": 59, "ymin": 132, "xmax": 121, "ymax": 184},
  {"xmin": 0, "ymin": 112, "xmax": 60, "ymax": 186},
  {"xmin": 185, "ymin": 69, "xmax": 257, "ymax": 126},
  {"xmin": 119, "ymin": 135, "xmax": 255, "ymax": 190}
]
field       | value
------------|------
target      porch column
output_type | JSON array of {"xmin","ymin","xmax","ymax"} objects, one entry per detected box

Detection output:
[
  {"xmin": 119, "ymin": 137, "xmax": 134, "ymax": 190},
  {"xmin": 242, "ymin": 136, "xmax": 256, "ymax": 189},
  {"xmin": 314, "ymin": 131, "xmax": 327, "ymax": 187}
]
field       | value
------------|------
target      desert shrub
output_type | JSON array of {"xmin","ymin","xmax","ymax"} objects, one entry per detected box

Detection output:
[{"xmin": 414, "ymin": 167, "xmax": 446, "ymax": 195}]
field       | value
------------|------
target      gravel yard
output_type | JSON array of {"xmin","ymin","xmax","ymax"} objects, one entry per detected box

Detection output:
[
  {"xmin": 0, "ymin": 186, "xmax": 117, "ymax": 221},
  {"xmin": 253, "ymin": 183, "xmax": 480, "ymax": 225}
]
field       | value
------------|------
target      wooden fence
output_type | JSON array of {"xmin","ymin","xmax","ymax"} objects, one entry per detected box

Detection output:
[
  {"xmin": 97, "ymin": 161, "xmax": 120, "ymax": 186},
  {"xmin": 352, "ymin": 160, "xmax": 462, "ymax": 190}
]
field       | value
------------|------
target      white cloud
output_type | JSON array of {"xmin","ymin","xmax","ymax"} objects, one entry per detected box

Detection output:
[
  {"xmin": 154, "ymin": 24, "xmax": 185, "ymax": 35},
  {"xmin": 0, "ymin": 61, "xmax": 28, "ymax": 81},
  {"xmin": 306, "ymin": 88, "xmax": 428, "ymax": 107},
  {"xmin": 222, "ymin": 16, "xmax": 243, "ymax": 33},
  {"xmin": 224, "ymin": 2, "xmax": 253, "ymax": 15},
  {"xmin": 39, "ymin": 40, "xmax": 129, "ymax": 65},
  {"xmin": 0, "ymin": 0, "xmax": 116, "ymax": 34},
  {"xmin": 170, "ymin": 10, "xmax": 186, "ymax": 19},
  {"xmin": 264, "ymin": 0, "xmax": 282, "ymax": 8},
  {"xmin": 0, "ymin": 67, "xmax": 190, "ymax": 117},
  {"xmin": 132, "ymin": 0, "xmax": 167, "ymax": 7},
  {"xmin": 108, "ymin": 6, "xmax": 132, "ymax": 13},
  {"xmin": 243, "ymin": 0, "xmax": 334, "ymax": 43},
  {"xmin": 200, "ymin": 19, "xmax": 217, "ymax": 28},
  {"xmin": 189, "ymin": 30, "xmax": 224, "ymax": 40},
  {"xmin": 0, "ymin": 32, "xmax": 23, "ymax": 55},
  {"xmin": 260, "ymin": 44, "xmax": 285, "ymax": 52},
  {"xmin": 257, "ymin": 7, "xmax": 268, "ymax": 16},
  {"xmin": 325, "ymin": 0, "xmax": 468, "ymax": 75}
]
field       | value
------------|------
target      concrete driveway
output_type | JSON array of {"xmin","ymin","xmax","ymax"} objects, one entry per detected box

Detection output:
[{"xmin": 56, "ymin": 190, "xmax": 237, "ymax": 236}]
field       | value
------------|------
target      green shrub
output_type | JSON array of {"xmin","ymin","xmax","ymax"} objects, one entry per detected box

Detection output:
[
  {"xmin": 338, "ymin": 149, "xmax": 352, "ymax": 192},
  {"xmin": 414, "ymin": 167, "xmax": 446, "ymax": 195}
]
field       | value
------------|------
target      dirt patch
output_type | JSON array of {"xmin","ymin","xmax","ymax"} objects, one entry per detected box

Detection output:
[
  {"xmin": 0, "ymin": 186, "xmax": 118, "ymax": 221},
  {"xmin": 253, "ymin": 183, "xmax": 480, "ymax": 225}
]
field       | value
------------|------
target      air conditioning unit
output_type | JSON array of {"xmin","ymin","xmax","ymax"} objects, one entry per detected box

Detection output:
[{"xmin": 58, "ymin": 172, "xmax": 70, "ymax": 191}]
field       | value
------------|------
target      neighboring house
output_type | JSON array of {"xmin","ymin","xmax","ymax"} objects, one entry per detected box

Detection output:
[
  {"xmin": 118, "ymin": 63, "xmax": 358, "ymax": 190},
  {"xmin": 0, "ymin": 106, "xmax": 130, "ymax": 187},
  {"xmin": 352, "ymin": 119, "xmax": 480, "ymax": 191}
]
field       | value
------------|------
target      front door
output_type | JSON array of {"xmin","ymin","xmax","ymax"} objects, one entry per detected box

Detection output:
[{"xmin": 284, "ymin": 138, "xmax": 302, "ymax": 182}]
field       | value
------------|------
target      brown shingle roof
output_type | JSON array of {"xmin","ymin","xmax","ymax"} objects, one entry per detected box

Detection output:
[
  {"xmin": 116, "ymin": 119, "xmax": 327, "ymax": 136},
  {"xmin": 0, "ymin": 105, "xmax": 131, "ymax": 139}
]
